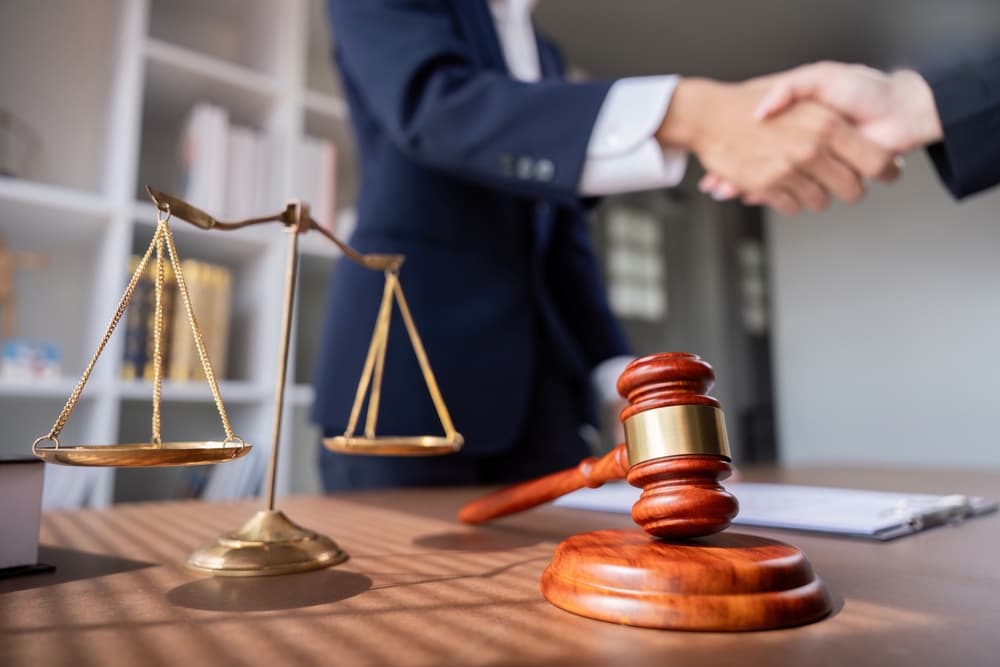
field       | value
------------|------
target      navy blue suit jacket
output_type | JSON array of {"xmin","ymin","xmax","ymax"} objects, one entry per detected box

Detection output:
[
  {"xmin": 923, "ymin": 48, "xmax": 1000, "ymax": 199},
  {"xmin": 311, "ymin": 0, "xmax": 630, "ymax": 454}
]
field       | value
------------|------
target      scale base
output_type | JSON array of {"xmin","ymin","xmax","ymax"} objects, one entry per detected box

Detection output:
[
  {"xmin": 541, "ymin": 529, "xmax": 832, "ymax": 631},
  {"xmin": 186, "ymin": 510, "xmax": 347, "ymax": 577}
]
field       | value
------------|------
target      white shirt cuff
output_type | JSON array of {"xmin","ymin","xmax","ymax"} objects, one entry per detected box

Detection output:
[
  {"xmin": 591, "ymin": 355, "xmax": 635, "ymax": 405},
  {"xmin": 579, "ymin": 75, "xmax": 688, "ymax": 196}
]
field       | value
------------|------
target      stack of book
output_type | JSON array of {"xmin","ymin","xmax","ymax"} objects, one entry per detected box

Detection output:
[
  {"xmin": 121, "ymin": 257, "xmax": 232, "ymax": 383},
  {"xmin": 179, "ymin": 101, "xmax": 338, "ymax": 222}
]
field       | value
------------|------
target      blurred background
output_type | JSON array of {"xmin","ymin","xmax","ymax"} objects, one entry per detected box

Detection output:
[
  {"xmin": 1, "ymin": 0, "xmax": 998, "ymax": 509},
  {"xmin": 534, "ymin": 0, "xmax": 1000, "ymax": 472}
]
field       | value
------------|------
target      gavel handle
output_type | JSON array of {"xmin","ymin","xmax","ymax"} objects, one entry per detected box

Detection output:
[{"xmin": 457, "ymin": 443, "xmax": 629, "ymax": 524}]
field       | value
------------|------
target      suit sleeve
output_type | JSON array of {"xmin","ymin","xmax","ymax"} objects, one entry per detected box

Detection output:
[
  {"xmin": 922, "ymin": 48, "xmax": 1000, "ymax": 199},
  {"xmin": 327, "ymin": 0, "xmax": 612, "ymax": 205}
]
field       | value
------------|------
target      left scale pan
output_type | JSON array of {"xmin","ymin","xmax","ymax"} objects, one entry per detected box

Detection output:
[
  {"xmin": 33, "ymin": 439, "xmax": 249, "ymax": 467},
  {"xmin": 31, "ymin": 202, "xmax": 251, "ymax": 469}
]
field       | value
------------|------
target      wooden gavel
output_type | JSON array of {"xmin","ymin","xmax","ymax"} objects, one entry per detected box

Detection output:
[{"xmin": 458, "ymin": 352, "xmax": 738, "ymax": 539}]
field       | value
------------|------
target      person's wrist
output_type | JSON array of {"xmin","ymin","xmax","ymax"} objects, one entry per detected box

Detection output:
[
  {"xmin": 891, "ymin": 69, "xmax": 943, "ymax": 150},
  {"xmin": 656, "ymin": 78, "xmax": 718, "ymax": 151}
]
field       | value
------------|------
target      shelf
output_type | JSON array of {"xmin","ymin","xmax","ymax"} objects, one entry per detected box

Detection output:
[
  {"xmin": 144, "ymin": 38, "xmax": 278, "ymax": 126},
  {"xmin": 304, "ymin": 0, "xmax": 341, "ymax": 97},
  {"xmin": 147, "ymin": 0, "xmax": 284, "ymax": 77},
  {"xmin": 297, "ymin": 208, "xmax": 356, "ymax": 259},
  {"xmin": 300, "ymin": 112, "xmax": 360, "ymax": 214},
  {"xmin": 0, "ymin": 178, "xmax": 116, "ymax": 376},
  {"xmin": 298, "ymin": 234, "xmax": 339, "ymax": 259},
  {"xmin": 0, "ymin": 179, "xmax": 112, "ymax": 245},
  {"xmin": 303, "ymin": 93, "xmax": 352, "ymax": 144},
  {"xmin": 289, "ymin": 384, "xmax": 315, "ymax": 407},
  {"xmin": 0, "ymin": 0, "xmax": 366, "ymax": 504},
  {"xmin": 0, "ymin": 393, "xmax": 100, "ymax": 461},
  {"xmin": 297, "ymin": 234, "xmax": 339, "ymax": 259},
  {"xmin": 0, "ymin": 377, "xmax": 96, "ymax": 400},
  {"xmin": 0, "ymin": 0, "xmax": 119, "ymax": 194},
  {"xmin": 293, "ymin": 253, "xmax": 336, "ymax": 384},
  {"xmin": 118, "ymin": 379, "xmax": 265, "ymax": 403},
  {"xmin": 303, "ymin": 91, "xmax": 348, "ymax": 123}
]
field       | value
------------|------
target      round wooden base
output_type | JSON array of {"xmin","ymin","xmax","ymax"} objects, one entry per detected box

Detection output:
[{"xmin": 541, "ymin": 529, "xmax": 832, "ymax": 631}]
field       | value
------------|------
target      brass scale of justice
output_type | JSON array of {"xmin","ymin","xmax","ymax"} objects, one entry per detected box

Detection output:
[
  {"xmin": 31, "ymin": 187, "xmax": 833, "ymax": 631},
  {"xmin": 31, "ymin": 186, "xmax": 463, "ymax": 576}
]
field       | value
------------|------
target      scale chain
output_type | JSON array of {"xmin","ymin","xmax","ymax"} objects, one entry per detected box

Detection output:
[
  {"xmin": 343, "ymin": 271, "xmax": 457, "ymax": 441},
  {"xmin": 37, "ymin": 207, "xmax": 241, "ymax": 450},
  {"xmin": 151, "ymin": 227, "xmax": 166, "ymax": 444},
  {"xmin": 40, "ymin": 225, "xmax": 163, "ymax": 442},
  {"xmin": 345, "ymin": 274, "xmax": 395, "ymax": 438},
  {"xmin": 160, "ymin": 212, "xmax": 236, "ymax": 442},
  {"xmin": 365, "ymin": 272, "xmax": 395, "ymax": 438},
  {"xmin": 392, "ymin": 276, "xmax": 457, "ymax": 439}
]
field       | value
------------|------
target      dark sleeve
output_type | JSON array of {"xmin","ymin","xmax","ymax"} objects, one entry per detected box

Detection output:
[
  {"xmin": 921, "ymin": 48, "xmax": 1000, "ymax": 199},
  {"xmin": 327, "ymin": 0, "xmax": 613, "ymax": 205}
]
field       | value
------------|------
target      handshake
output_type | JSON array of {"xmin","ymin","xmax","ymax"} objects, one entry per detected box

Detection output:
[{"xmin": 656, "ymin": 62, "xmax": 944, "ymax": 215}]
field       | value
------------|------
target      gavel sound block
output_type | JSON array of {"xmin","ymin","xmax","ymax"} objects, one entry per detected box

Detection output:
[{"xmin": 458, "ymin": 352, "xmax": 832, "ymax": 631}]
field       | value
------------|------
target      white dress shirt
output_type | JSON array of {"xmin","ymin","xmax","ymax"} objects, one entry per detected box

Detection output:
[
  {"xmin": 488, "ymin": 0, "xmax": 688, "ymax": 199},
  {"xmin": 491, "ymin": 0, "xmax": 683, "ymax": 403}
]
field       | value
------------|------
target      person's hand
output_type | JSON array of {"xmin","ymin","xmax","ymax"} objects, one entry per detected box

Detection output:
[
  {"xmin": 658, "ymin": 77, "xmax": 901, "ymax": 215},
  {"xmin": 699, "ymin": 63, "xmax": 944, "ymax": 208},
  {"xmin": 754, "ymin": 62, "xmax": 943, "ymax": 153}
]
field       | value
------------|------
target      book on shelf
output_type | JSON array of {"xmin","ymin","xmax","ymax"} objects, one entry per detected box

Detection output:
[
  {"xmin": 121, "ymin": 256, "xmax": 154, "ymax": 380},
  {"xmin": 255, "ymin": 132, "xmax": 278, "ymax": 215},
  {"xmin": 180, "ymin": 102, "xmax": 228, "ymax": 216},
  {"xmin": 224, "ymin": 125, "xmax": 258, "ymax": 221},
  {"xmin": 142, "ymin": 260, "xmax": 176, "ymax": 380},
  {"xmin": 181, "ymin": 101, "xmax": 280, "ymax": 220},
  {"xmin": 191, "ymin": 262, "xmax": 232, "ymax": 382},
  {"xmin": 122, "ymin": 256, "xmax": 232, "ymax": 384},
  {"xmin": 181, "ymin": 100, "xmax": 346, "ymax": 225},
  {"xmin": 166, "ymin": 259, "xmax": 197, "ymax": 382},
  {"xmin": 297, "ymin": 135, "xmax": 338, "ymax": 232},
  {"xmin": 169, "ymin": 259, "xmax": 232, "ymax": 382}
]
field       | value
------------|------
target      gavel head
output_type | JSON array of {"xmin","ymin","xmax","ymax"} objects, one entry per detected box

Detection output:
[{"xmin": 617, "ymin": 352, "xmax": 738, "ymax": 539}]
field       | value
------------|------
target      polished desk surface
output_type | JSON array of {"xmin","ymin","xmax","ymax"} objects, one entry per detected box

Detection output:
[{"xmin": 1, "ymin": 466, "xmax": 997, "ymax": 667}]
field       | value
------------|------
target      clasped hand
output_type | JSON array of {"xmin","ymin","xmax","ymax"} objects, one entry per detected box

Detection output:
[{"xmin": 658, "ymin": 63, "xmax": 943, "ymax": 215}]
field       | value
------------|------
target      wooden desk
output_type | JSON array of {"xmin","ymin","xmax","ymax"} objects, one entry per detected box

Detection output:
[{"xmin": 2, "ymin": 467, "xmax": 997, "ymax": 666}]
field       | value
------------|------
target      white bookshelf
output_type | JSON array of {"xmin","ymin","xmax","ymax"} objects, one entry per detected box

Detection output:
[
  {"xmin": 303, "ymin": 90, "xmax": 349, "ymax": 122},
  {"xmin": 141, "ymin": 37, "xmax": 278, "ymax": 117},
  {"xmin": 0, "ymin": 0, "xmax": 355, "ymax": 506}
]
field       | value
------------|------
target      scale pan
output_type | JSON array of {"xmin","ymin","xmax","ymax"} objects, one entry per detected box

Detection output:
[
  {"xmin": 33, "ymin": 441, "xmax": 251, "ymax": 467},
  {"xmin": 323, "ymin": 434, "xmax": 463, "ymax": 456}
]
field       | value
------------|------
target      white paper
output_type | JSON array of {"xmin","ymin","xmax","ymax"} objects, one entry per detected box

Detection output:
[{"xmin": 554, "ymin": 481, "xmax": 997, "ymax": 540}]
